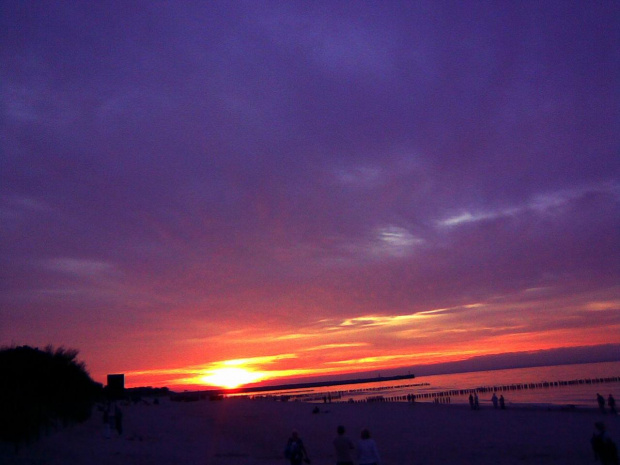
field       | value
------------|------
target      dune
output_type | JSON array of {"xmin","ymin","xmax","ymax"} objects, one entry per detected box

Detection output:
[{"xmin": 1, "ymin": 397, "xmax": 617, "ymax": 464}]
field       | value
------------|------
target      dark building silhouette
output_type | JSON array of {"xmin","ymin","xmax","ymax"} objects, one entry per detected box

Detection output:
[{"xmin": 107, "ymin": 374, "xmax": 125, "ymax": 399}]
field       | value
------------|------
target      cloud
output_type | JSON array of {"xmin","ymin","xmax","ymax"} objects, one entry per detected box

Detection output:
[
  {"xmin": 303, "ymin": 343, "xmax": 370, "ymax": 352},
  {"xmin": 373, "ymin": 225, "xmax": 424, "ymax": 257},
  {"xmin": 254, "ymin": 3, "xmax": 396, "ymax": 81},
  {"xmin": 4, "ymin": 83, "xmax": 42, "ymax": 123},
  {"xmin": 1, "ymin": 1, "xmax": 618, "ymax": 388},
  {"xmin": 44, "ymin": 258, "xmax": 114, "ymax": 277},
  {"xmin": 0, "ymin": 195, "xmax": 51, "ymax": 222},
  {"xmin": 438, "ymin": 182, "xmax": 620, "ymax": 227}
]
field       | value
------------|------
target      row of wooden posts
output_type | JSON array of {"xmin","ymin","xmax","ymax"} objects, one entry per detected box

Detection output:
[{"xmin": 323, "ymin": 375, "xmax": 620, "ymax": 404}]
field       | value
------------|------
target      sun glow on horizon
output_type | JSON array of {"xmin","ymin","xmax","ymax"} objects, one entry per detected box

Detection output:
[{"xmin": 199, "ymin": 367, "xmax": 265, "ymax": 389}]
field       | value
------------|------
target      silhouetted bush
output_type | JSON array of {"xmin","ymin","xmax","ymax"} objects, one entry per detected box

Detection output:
[
  {"xmin": 0, "ymin": 345, "xmax": 102, "ymax": 449},
  {"xmin": 127, "ymin": 386, "xmax": 169, "ymax": 403}
]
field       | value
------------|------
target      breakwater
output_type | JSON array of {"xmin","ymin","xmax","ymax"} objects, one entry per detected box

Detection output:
[
  {"xmin": 350, "ymin": 375, "xmax": 620, "ymax": 404},
  {"xmin": 281, "ymin": 381, "xmax": 429, "ymax": 403},
  {"xmin": 236, "ymin": 362, "xmax": 620, "ymax": 406},
  {"xmin": 278, "ymin": 371, "xmax": 620, "ymax": 405},
  {"xmin": 339, "ymin": 376, "xmax": 620, "ymax": 403},
  {"xmin": 205, "ymin": 373, "xmax": 417, "ymax": 397}
]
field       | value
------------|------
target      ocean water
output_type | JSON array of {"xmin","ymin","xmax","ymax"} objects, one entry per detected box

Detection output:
[{"xmin": 250, "ymin": 361, "xmax": 620, "ymax": 408}]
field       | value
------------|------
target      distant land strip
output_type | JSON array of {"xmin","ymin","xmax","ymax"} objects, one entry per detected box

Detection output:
[{"xmin": 202, "ymin": 373, "xmax": 417, "ymax": 396}]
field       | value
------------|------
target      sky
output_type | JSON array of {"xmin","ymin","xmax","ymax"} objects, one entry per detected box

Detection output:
[{"xmin": 1, "ymin": 1, "xmax": 619, "ymax": 391}]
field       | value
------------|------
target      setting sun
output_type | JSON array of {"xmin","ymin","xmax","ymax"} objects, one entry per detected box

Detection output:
[{"xmin": 200, "ymin": 368, "xmax": 264, "ymax": 389}]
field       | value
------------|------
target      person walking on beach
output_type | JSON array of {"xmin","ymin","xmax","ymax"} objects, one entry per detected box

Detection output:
[
  {"xmin": 109, "ymin": 403, "xmax": 117, "ymax": 434},
  {"xmin": 499, "ymin": 395, "xmax": 505, "ymax": 409},
  {"xmin": 591, "ymin": 422, "xmax": 619, "ymax": 465},
  {"xmin": 492, "ymin": 392, "xmax": 499, "ymax": 409},
  {"xmin": 114, "ymin": 404, "xmax": 123, "ymax": 436},
  {"xmin": 598, "ymin": 394, "xmax": 607, "ymax": 413},
  {"xmin": 469, "ymin": 393, "xmax": 474, "ymax": 410},
  {"xmin": 285, "ymin": 430, "xmax": 310, "ymax": 465},
  {"xmin": 334, "ymin": 425, "xmax": 355, "ymax": 465},
  {"xmin": 474, "ymin": 392, "xmax": 480, "ymax": 410},
  {"xmin": 357, "ymin": 428, "xmax": 380, "ymax": 465},
  {"xmin": 102, "ymin": 404, "xmax": 111, "ymax": 438},
  {"xmin": 609, "ymin": 395, "xmax": 617, "ymax": 415}
]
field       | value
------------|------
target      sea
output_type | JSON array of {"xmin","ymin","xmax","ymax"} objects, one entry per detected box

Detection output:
[{"xmin": 245, "ymin": 361, "xmax": 620, "ymax": 408}]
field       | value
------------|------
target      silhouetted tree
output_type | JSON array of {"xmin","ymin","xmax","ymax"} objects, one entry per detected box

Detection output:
[{"xmin": 0, "ymin": 345, "xmax": 102, "ymax": 450}]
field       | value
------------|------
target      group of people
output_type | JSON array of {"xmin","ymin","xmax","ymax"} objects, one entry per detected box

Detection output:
[
  {"xmin": 468, "ymin": 391, "xmax": 506, "ymax": 410},
  {"xmin": 468, "ymin": 392, "xmax": 479, "ymax": 410},
  {"xmin": 285, "ymin": 426, "xmax": 380, "ymax": 465},
  {"xmin": 491, "ymin": 392, "xmax": 506, "ymax": 409},
  {"xmin": 597, "ymin": 393, "xmax": 617, "ymax": 415}
]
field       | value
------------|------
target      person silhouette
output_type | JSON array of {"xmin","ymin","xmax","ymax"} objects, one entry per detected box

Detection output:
[
  {"xmin": 499, "ymin": 395, "xmax": 505, "ymax": 409},
  {"xmin": 609, "ymin": 395, "xmax": 617, "ymax": 415},
  {"xmin": 334, "ymin": 425, "xmax": 355, "ymax": 465},
  {"xmin": 102, "ymin": 404, "xmax": 111, "ymax": 438},
  {"xmin": 492, "ymin": 392, "xmax": 499, "ymax": 409},
  {"xmin": 591, "ymin": 421, "xmax": 619, "ymax": 465},
  {"xmin": 114, "ymin": 404, "xmax": 123, "ymax": 435},
  {"xmin": 357, "ymin": 428, "xmax": 380, "ymax": 465},
  {"xmin": 285, "ymin": 430, "xmax": 309, "ymax": 465},
  {"xmin": 598, "ymin": 393, "xmax": 607, "ymax": 413}
]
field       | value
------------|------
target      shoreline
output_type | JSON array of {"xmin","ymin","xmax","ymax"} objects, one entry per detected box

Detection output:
[{"xmin": 237, "ymin": 363, "xmax": 620, "ymax": 408}]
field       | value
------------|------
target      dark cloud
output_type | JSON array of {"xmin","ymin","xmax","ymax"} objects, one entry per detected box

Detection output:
[{"xmin": 1, "ymin": 1, "xmax": 618, "ymax": 385}]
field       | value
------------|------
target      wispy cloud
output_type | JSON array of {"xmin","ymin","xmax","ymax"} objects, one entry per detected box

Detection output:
[
  {"xmin": 438, "ymin": 183, "xmax": 619, "ymax": 227},
  {"xmin": 44, "ymin": 258, "xmax": 115, "ymax": 277}
]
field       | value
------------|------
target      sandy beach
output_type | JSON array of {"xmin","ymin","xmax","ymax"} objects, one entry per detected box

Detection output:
[{"xmin": 1, "ymin": 397, "xmax": 617, "ymax": 465}]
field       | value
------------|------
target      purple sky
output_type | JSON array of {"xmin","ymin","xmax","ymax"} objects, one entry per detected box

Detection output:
[{"xmin": 1, "ymin": 1, "xmax": 619, "ymax": 388}]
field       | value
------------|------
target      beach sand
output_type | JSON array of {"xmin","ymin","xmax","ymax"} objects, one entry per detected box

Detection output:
[{"xmin": 1, "ymin": 397, "xmax": 617, "ymax": 464}]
